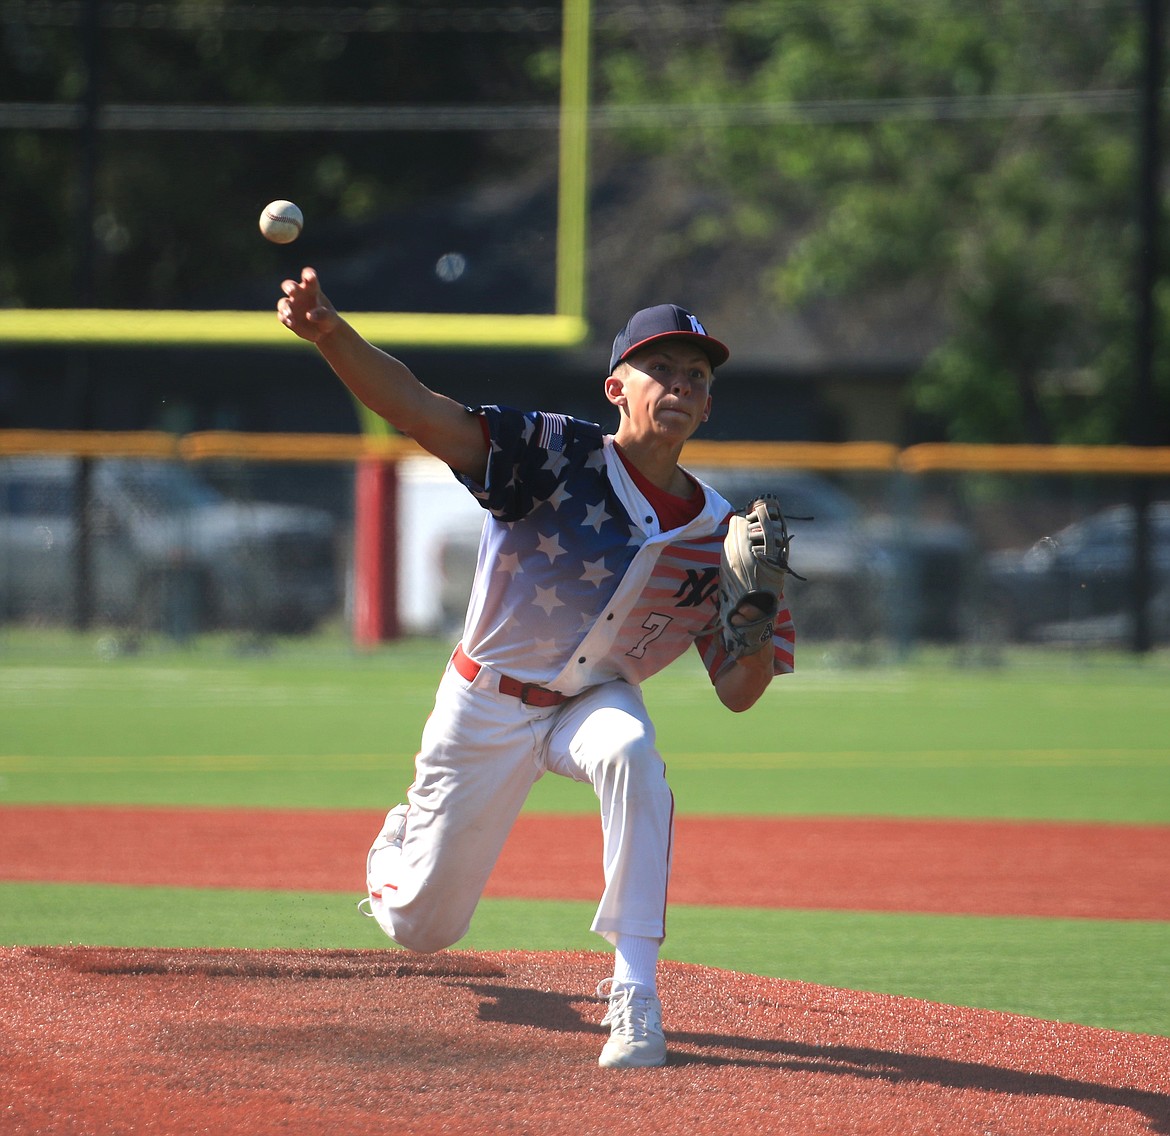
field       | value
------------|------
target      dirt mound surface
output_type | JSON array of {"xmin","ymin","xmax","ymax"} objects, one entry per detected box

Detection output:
[{"xmin": 3, "ymin": 946, "xmax": 1168, "ymax": 1135}]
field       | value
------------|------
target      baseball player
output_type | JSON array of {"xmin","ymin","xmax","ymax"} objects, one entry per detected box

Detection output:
[{"xmin": 277, "ymin": 268, "xmax": 795, "ymax": 1068}]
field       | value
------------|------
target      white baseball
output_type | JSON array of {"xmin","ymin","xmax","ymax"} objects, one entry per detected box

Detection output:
[{"xmin": 259, "ymin": 200, "xmax": 303, "ymax": 244}]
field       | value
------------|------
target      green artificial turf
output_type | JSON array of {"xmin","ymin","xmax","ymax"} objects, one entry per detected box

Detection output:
[{"xmin": 2, "ymin": 638, "xmax": 1167, "ymax": 821}]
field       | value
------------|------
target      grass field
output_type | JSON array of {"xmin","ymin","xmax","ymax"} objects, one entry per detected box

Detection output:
[{"xmin": 2, "ymin": 631, "xmax": 1169, "ymax": 1037}]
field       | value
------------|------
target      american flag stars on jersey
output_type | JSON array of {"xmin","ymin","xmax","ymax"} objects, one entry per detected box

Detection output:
[
  {"xmin": 454, "ymin": 405, "xmax": 795, "ymax": 693},
  {"xmin": 459, "ymin": 408, "xmax": 638, "ymax": 658}
]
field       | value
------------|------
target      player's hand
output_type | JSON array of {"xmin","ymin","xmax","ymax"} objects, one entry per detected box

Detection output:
[{"xmin": 277, "ymin": 267, "xmax": 343, "ymax": 344}]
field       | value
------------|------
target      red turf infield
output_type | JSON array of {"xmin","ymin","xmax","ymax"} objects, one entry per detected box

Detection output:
[
  {"xmin": 2, "ymin": 805, "xmax": 1169, "ymax": 919},
  {"xmin": 4, "ymin": 807, "xmax": 1170, "ymax": 1134}
]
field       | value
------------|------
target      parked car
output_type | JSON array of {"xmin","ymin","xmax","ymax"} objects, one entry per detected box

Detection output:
[
  {"xmin": 0, "ymin": 457, "xmax": 341, "ymax": 635},
  {"xmin": 983, "ymin": 501, "xmax": 1170, "ymax": 643}
]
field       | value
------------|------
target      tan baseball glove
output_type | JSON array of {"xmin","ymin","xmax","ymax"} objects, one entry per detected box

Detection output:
[{"xmin": 718, "ymin": 494, "xmax": 804, "ymax": 659}]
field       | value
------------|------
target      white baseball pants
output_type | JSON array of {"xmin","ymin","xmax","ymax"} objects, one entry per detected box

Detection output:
[{"xmin": 365, "ymin": 654, "xmax": 675, "ymax": 953}]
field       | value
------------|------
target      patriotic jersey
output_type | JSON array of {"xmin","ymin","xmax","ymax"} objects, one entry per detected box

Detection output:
[{"xmin": 454, "ymin": 406, "xmax": 795, "ymax": 696}]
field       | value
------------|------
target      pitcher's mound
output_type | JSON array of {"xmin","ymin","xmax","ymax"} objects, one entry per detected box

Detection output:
[{"xmin": 2, "ymin": 947, "xmax": 1167, "ymax": 1135}]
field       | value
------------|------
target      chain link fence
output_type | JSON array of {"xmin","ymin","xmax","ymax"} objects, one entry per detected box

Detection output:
[
  {"xmin": 1, "ymin": 445, "xmax": 1167, "ymax": 654},
  {"xmin": 0, "ymin": 454, "xmax": 350, "ymax": 644}
]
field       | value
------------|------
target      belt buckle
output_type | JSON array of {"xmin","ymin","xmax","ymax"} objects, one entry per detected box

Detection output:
[{"xmin": 517, "ymin": 682, "xmax": 542, "ymax": 706}]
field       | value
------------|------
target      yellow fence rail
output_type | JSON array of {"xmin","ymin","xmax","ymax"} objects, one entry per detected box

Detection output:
[
  {"xmin": 3, "ymin": 430, "xmax": 1170, "ymax": 475},
  {"xmin": 898, "ymin": 443, "xmax": 1170, "ymax": 475},
  {"xmin": 0, "ymin": 429, "xmax": 422, "ymax": 463}
]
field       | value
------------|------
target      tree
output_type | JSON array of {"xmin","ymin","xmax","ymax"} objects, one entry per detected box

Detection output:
[{"xmin": 596, "ymin": 0, "xmax": 1166, "ymax": 443}]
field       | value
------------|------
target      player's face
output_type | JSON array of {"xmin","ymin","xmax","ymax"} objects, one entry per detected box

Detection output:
[{"xmin": 608, "ymin": 342, "xmax": 713, "ymax": 444}]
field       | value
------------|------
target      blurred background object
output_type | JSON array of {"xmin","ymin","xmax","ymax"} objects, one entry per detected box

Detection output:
[
  {"xmin": 0, "ymin": 0, "xmax": 1166, "ymax": 655},
  {"xmin": 0, "ymin": 455, "xmax": 339, "ymax": 639}
]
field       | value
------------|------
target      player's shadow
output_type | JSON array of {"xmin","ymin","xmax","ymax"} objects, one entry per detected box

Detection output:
[
  {"xmin": 673, "ymin": 1031, "xmax": 1170, "ymax": 1135},
  {"xmin": 458, "ymin": 980, "xmax": 1170, "ymax": 1136},
  {"xmin": 461, "ymin": 979, "xmax": 605, "ymax": 1036}
]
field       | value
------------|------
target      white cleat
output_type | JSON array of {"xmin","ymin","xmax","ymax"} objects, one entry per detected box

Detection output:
[
  {"xmin": 364, "ymin": 804, "xmax": 408, "ymax": 900},
  {"xmin": 596, "ymin": 978, "xmax": 667, "ymax": 1069}
]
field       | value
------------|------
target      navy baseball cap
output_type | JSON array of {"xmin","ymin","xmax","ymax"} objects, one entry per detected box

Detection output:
[{"xmin": 609, "ymin": 304, "xmax": 730, "ymax": 373}]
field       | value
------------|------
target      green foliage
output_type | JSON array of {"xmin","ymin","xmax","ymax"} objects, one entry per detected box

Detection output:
[{"xmin": 597, "ymin": 0, "xmax": 1165, "ymax": 443}]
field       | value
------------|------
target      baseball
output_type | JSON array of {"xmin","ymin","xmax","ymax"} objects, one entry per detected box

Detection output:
[{"xmin": 259, "ymin": 199, "xmax": 303, "ymax": 244}]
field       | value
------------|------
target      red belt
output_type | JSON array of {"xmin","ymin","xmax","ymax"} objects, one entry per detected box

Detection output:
[{"xmin": 452, "ymin": 644, "xmax": 569, "ymax": 708}]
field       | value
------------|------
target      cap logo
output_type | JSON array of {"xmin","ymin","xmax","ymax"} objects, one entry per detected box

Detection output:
[{"xmin": 685, "ymin": 313, "xmax": 707, "ymax": 335}]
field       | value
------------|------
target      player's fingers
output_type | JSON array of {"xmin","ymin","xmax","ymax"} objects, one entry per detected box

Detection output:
[{"xmin": 277, "ymin": 293, "xmax": 315, "ymax": 330}]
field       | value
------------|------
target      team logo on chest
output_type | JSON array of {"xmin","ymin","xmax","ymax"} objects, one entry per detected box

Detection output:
[{"xmin": 673, "ymin": 567, "xmax": 720, "ymax": 607}]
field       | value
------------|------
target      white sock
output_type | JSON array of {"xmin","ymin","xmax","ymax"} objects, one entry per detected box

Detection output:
[{"xmin": 613, "ymin": 934, "xmax": 660, "ymax": 992}]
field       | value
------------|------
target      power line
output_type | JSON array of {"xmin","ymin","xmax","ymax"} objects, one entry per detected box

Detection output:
[
  {"xmin": 0, "ymin": 102, "xmax": 560, "ymax": 130},
  {"xmin": 0, "ymin": 89, "xmax": 1145, "ymax": 131},
  {"xmin": 3, "ymin": 3, "xmax": 561, "ymax": 33},
  {"xmin": 597, "ymin": 90, "xmax": 1143, "ymax": 126},
  {"xmin": 0, "ymin": 1, "xmax": 1134, "ymax": 34}
]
